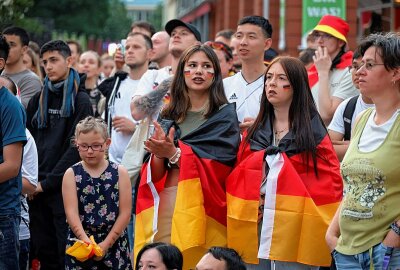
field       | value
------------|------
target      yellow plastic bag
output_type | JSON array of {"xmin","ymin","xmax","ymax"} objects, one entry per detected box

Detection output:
[{"xmin": 66, "ymin": 235, "xmax": 103, "ymax": 262}]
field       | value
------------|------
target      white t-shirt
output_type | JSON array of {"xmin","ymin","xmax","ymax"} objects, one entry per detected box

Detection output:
[
  {"xmin": 134, "ymin": 66, "xmax": 172, "ymax": 98},
  {"xmin": 109, "ymin": 77, "xmax": 140, "ymax": 164},
  {"xmin": 311, "ymin": 68, "xmax": 358, "ymax": 112},
  {"xmin": 328, "ymin": 95, "xmax": 375, "ymax": 136},
  {"xmin": 358, "ymin": 109, "xmax": 400, "ymax": 152},
  {"xmin": 20, "ymin": 129, "xmax": 38, "ymax": 240},
  {"xmin": 223, "ymin": 72, "xmax": 264, "ymax": 123}
]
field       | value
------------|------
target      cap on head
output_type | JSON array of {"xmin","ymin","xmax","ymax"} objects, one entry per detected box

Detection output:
[
  {"xmin": 264, "ymin": 48, "xmax": 279, "ymax": 66},
  {"xmin": 313, "ymin": 15, "xmax": 349, "ymax": 43},
  {"xmin": 165, "ymin": 19, "xmax": 202, "ymax": 41}
]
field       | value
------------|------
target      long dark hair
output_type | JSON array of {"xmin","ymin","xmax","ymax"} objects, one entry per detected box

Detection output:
[
  {"xmin": 135, "ymin": 242, "xmax": 183, "ymax": 270},
  {"xmin": 245, "ymin": 56, "xmax": 323, "ymax": 175},
  {"xmin": 161, "ymin": 44, "xmax": 228, "ymax": 123}
]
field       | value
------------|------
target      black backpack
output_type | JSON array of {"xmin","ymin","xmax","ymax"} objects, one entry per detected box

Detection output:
[{"xmin": 342, "ymin": 95, "xmax": 359, "ymax": 141}]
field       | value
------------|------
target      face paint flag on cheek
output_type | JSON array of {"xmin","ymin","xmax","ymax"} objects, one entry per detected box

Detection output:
[
  {"xmin": 184, "ymin": 70, "xmax": 191, "ymax": 77},
  {"xmin": 282, "ymin": 84, "xmax": 291, "ymax": 90},
  {"xmin": 206, "ymin": 70, "xmax": 214, "ymax": 79}
]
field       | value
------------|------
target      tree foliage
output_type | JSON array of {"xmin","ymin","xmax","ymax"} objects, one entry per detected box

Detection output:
[
  {"xmin": 25, "ymin": 0, "xmax": 131, "ymax": 39},
  {"xmin": 151, "ymin": 3, "xmax": 163, "ymax": 31},
  {"xmin": 0, "ymin": 0, "xmax": 34, "ymax": 29},
  {"xmin": 103, "ymin": 0, "xmax": 132, "ymax": 40}
]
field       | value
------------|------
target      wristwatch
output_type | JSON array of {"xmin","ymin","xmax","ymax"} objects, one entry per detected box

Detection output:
[{"xmin": 390, "ymin": 221, "xmax": 400, "ymax": 236}]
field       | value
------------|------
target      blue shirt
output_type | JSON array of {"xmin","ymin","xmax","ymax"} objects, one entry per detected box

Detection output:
[{"xmin": 0, "ymin": 87, "xmax": 27, "ymax": 215}]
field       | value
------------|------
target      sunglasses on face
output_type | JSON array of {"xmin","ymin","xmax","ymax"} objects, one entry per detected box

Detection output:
[{"xmin": 204, "ymin": 41, "xmax": 233, "ymax": 60}]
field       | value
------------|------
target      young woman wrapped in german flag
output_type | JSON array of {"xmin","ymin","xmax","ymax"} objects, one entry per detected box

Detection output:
[
  {"xmin": 134, "ymin": 44, "xmax": 240, "ymax": 269},
  {"xmin": 226, "ymin": 56, "xmax": 343, "ymax": 270}
]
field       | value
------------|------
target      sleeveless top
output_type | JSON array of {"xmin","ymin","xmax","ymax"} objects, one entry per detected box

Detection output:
[
  {"xmin": 336, "ymin": 108, "xmax": 400, "ymax": 255},
  {"xmin": 72, "ymin": 161, "xmax": 120, "ymax": 232}
]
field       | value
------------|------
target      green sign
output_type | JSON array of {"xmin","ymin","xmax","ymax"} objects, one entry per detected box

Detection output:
[{"xmin": 301, "ymin": 0, "xmax": 346, "ymax": 48}]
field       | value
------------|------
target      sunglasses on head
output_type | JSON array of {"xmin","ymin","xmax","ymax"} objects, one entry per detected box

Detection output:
[{"xmin": 205, "ymin": 41, "xmax": 233, "ymax": 60}]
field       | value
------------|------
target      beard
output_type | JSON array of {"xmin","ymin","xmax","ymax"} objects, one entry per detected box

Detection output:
[{"xmin": 127, "ymin": 62, "xmax": 144, "ymax": 69}]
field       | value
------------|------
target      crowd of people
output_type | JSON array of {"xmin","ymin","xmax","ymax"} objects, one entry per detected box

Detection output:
[{"xmin": 0, "ymin": 12, "xmax": 399, "ymax": 270}]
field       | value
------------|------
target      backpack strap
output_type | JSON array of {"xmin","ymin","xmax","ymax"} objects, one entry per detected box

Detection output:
[{"xmin": 343, "ymin": 95, "xmax": 359, "ymax": 140}]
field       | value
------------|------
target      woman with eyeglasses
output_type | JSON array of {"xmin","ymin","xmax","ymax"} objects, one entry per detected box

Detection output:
[
  {"xmin": 135, "ymin": 44, "xmax": 240, "ymax": 269},
  {"xmin": 63, "ymin": 116, "xmax": 132, "ymax": 269},
  {"xmin": 307, "ymin": 15, "xmax": 358, "ymax": 126},
  {"xmin": 326, "ymin": 33, "xmax": 400, "ymax": 269},
  {"xmin": 226, "ymin": 56, "xmax": 342, "ymax": 270}
]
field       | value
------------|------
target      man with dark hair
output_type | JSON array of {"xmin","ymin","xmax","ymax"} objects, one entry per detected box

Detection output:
[
  {"xmin": 223, "ymin": 15, "xmax": 273, "ymax": 132},
  {"xmin": 26, "ymin": 39, "xmax": 92, "ymax": 269},
  {"xmin": 0, "ymin": 33, "xmax": 27, "ymax": 270},
  {"xmin": 66, "ymin": 40, "xmax": 82, "ymax": 70},
  {"xmin": 131, "ymin": 20, "xmax": 156, "ymax": 37},
  {"xmin": 2, "ymin": 26, "xmax": 42, "ymax": 108},
  {"xmin": 196, "ymin": 247, "xmax": 246, "ymax": 270}
]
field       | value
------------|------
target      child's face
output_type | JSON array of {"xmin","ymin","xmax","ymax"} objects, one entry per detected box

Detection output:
[
  {"xmin": 76, "ymin": 130, "xmax": 110, "ymax": 166},
  {"xmin": 101, "ymin": 59, "xmax": 114, "ymax": 78}
]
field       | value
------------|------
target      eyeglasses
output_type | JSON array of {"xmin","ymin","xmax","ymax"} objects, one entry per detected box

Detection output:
[
  {"xmin": 348, "ymin": 64, "xmax": 361, "ymax": 73},
  {"xmin": 204, "ymin": 41, "xmax": 233, "ymax": 60},
  {"xmin": 77, "ymin": 142, "xmax": 106, "ymax": 152},
  {"xmin": 357, "ymin": 61, "xmax": 385, "ymax": 71},
  {"xmin": 312, "ymin": 32, "xmax": 333, "ymax": 41}
]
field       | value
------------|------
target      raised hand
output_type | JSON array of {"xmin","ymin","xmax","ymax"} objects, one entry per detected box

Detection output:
[
  {"xmin": 144, "ymin": 121, "xmax": 176, "ymax": 159},
  {"xmin": 313, "ymin": 46, "xmax": 332, "ymax": 75}
]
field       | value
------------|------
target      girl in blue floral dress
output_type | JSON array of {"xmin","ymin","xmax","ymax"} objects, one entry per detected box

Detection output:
[{"xmin": 62, "ymin": 116, "xmax": 132, "ymax": 269}]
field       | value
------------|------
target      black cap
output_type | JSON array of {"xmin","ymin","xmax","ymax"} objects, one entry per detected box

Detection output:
[
  {"xmin": 165, "ymin": 19, "xmax": 202, "ymax": 41},
  {"xmin": 264, "ymin": 48, "xmax": 279, "ymax": 65}
]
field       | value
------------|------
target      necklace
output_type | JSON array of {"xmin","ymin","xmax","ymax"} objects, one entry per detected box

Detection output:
[
  {"xmin": 273, "ymin": 127, "xmax": 288, "ymax": 146},
  {"xmin": 274, "ymin": 127, "xmax": 288, "ymax": 135}
]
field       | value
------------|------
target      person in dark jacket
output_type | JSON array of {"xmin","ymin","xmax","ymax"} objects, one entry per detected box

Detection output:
[{"xmin": 26, "ymin": 40, "xmax": 93, "ymax": 270}]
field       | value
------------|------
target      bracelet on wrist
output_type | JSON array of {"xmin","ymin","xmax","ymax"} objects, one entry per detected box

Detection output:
[
  {"xmin": 390, "ymin": 221, "xmax": 400, "ymax": 236},
  {"xmin": 168, "ymin": 148, "xmax": 181, "ymax": 167}
]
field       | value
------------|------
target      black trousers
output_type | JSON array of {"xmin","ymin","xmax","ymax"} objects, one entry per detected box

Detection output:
[{"xmin": 28, "ymin": 192, "xmax": 67, "ymax": 270}]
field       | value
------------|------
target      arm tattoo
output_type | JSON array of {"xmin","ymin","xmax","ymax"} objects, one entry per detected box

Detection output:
[{"xmin": 133, "ymin": 77, "xmax": 172, "ymax": 117}]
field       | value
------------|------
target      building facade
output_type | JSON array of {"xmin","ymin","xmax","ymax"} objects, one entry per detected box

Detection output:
[
  {"xmin": 124, "ymin": 0, "xmax": 163, "ymax": 23},
  {"xmin": 166, "ymin": 0, "xmax": 400, "ymax": 57}
]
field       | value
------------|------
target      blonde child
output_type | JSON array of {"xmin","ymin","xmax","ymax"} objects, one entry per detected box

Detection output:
[{"xmin": 62, "ymin": 116, "xmax": 132, "ymax": 269}]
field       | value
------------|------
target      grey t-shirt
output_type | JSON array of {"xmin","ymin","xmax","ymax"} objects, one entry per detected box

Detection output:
[
  {"xmin": 178, "ymin": 111, "xmax": 207, "ymax": 138},
  {"xmin": 2, "ymin": 69, "xmax": 42, "ymax": 108}
]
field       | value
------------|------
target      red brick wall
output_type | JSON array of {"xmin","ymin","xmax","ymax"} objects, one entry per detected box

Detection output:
[{"xmin": 210, "ymin": 0, "xmax": 263, "ymax": 40}]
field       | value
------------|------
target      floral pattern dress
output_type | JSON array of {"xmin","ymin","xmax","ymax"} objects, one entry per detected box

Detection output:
[{"xmin": 65, "ymin": 161, "xmax": 132, "ymax": 270}]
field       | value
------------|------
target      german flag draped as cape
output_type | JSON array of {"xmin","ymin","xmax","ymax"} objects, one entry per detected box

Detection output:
[
  {"xmin": 226, "ymin": 112, "xmax": 343, "ymax": 266},
  {"xmin": 308, "ymin": 50, "xmax": 353, "ymax": 88},
  {"xmin": 135, "ymin": 103, "xmax": 240, "ymax": 269}
]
